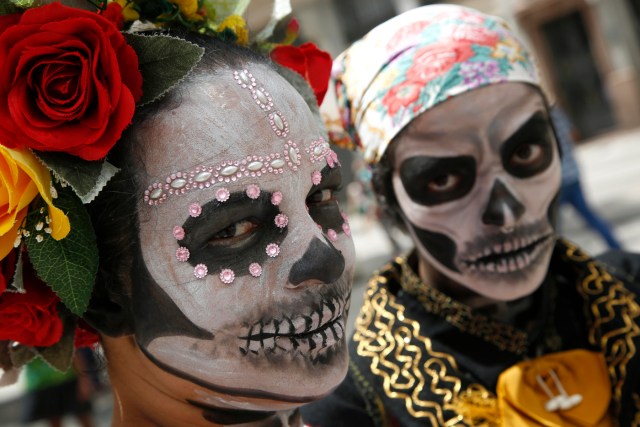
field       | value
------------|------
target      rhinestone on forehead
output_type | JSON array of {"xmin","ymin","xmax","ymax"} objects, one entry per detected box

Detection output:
[
  {"xmin": 233, "ymin": 69, "xmax": 274, "ymax": 111},
  {"xmin": 143, "ymin": 148, "xmax": 309, "ymax": 205},
  {"xmin": 269, "ymin": 111, "xmax": 289, "ymax": 138},
  {"xmin": 219, "ymin": 269, "xmax": 235, "ymax": 284}
]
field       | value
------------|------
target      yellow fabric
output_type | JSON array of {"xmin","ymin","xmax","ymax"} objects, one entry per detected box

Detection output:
[
  {"xmin": 496, "ymin": 349, "xmax": 613, "ymax": 427},
  {"xmin": 0, "ymin": 146, "xmax": 70, "ymax": 259}
]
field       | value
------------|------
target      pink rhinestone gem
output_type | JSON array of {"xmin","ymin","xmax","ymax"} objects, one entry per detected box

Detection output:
[
  {"xmin": 265, "ymin": 243, "xmax": 280, "ymax": 258},
  {"xmin": 172, "ymin": 226, "xmax": 185, "ymax": 240},
  {"xmin": 274, "ymin": 214, "xmax": 288, "ymax": 228},
  {"xmin": 341, "ymin": 212, "xmax": 349, "ymax": 223},
  {"xmin": 216, "ymin": 187, "xmax": 230, "ymax": 202},
  {"xmin": 176, "ymin": 247, "xmax": 190, "ymax": 262},
  {"xmin": 271, "ymin": 192, "xmax": 283, "ymax": 206},
  {"xmin": 194, "ymin": 263, "xmax": 208, "ymax": 279},
  {"xmin": 245, "ymin": 184, "xmax": 260, "ymax": 199},
  {"xmin": 342, "ymin": 222, "xmax": 351, "ymax": 237},
  {"xmin": 311, "ymin": 170, "xmax": 322, "ymax": 186},
  {"xmin": 249, "ymin": 263, "xmax": 262, "ymax": 277},
  {"xmin": 219, "ymin": 269, "xmax": 235, "ymax": 284},
  {"xmin": 327, "ymin": 229, "xmax": 338, "ymax": 242},
  {"xmin": 188, "ymin": 203, "xmax": 202, "ymax": 217}
]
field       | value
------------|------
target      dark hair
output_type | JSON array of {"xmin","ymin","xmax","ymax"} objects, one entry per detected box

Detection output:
[{"xmin": 84, "ymin": 33, "xmax": 274, "ymax": 330}]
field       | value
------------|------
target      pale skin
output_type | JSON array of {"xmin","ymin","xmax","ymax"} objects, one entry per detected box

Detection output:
[
  {"xmin": 100, "ymin": 63, "xmax": 355, "ymax": 426},
  {"xmin": 389, "ymin": 82, "xmax": 561, "ymax": 310}
]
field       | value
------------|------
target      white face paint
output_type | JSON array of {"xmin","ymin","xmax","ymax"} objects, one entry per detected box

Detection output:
[
  {"xmin": 132, "ymin": 63, "xmax": 355, "ymax": 412},
  {"xmin": 391, "ymin": 83, "xmax": 561, "ymax": 301}
]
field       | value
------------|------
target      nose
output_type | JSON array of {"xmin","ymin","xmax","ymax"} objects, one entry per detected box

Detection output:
[
  {"xmin": 481, "ymin": 179, "xmax": 525, "ymax": 229},
  {"xmin": 288, "ymin": 237, "xmax": 345, "ymax": 287}
]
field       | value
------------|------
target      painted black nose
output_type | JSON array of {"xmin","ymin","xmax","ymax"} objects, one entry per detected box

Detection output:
[
  {"xmin": 481, "ymin": 179, "xmax": 525, "ymax": 226},
  {"xmin": 288, "ymin": 237, "xmax": 345, "ymax": 286}
]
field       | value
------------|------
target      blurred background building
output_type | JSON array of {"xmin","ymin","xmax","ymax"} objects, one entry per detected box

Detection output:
[{"xmin": 247, "ymin": 0, "xmax": 640, "ymax": 140}]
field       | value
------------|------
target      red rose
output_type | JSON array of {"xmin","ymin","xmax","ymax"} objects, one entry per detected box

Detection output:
[
  {"xmin": 406, "ymin": 42, "xmax": 474, "ymax": 82},
  {"xmin": 74, "ymin": 320, "xmax": 100, "ymax": 349},
  {"xmin": 100, "ymin": 2, "xmax": 125, "ymax": 30},
  {"xmin": 271, "ymin": 42, "xmax": 332, "ymax": 106},
  {"xmin": 0, "ymin": 249, "xmax": 18, "ymax": 294},
  {"xmin": 0, "ymin": 260, "xmax": 63, "ymax": 347},
  {"xmin": 0, "ymin": 3, "xmax": 143, "ymax": 160}
]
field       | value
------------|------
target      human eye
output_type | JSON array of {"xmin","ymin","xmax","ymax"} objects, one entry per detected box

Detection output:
[
  {"xmin": 427, "ymin": 173, "xmax": 462, "ymax": 193},
  {"xmin": 400, "ymin": 155, "xmax": 476, "ymax": 206},
  {"xmin": 208, "ymin": 218, "xmax": 260, "ymax": 246},
  {"xmin": 504, "ymin": 139, "xmax": 552, "ymax": 178}
]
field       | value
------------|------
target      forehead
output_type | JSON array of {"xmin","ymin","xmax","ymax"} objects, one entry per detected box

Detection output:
[
  {"xmin": 391, "ymin": 83, "xmax": 546, "ymax": 159},
  {"xmin": 135, "ymin": 62, "xmax": 320, "ymax": 181}
]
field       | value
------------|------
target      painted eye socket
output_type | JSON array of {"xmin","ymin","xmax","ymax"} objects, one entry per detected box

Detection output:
[
  {"xmin": 307, "ymin": 188, "xmax": 335, "ymax": 205},
  {"xmin": 209, "ymin": 219, "xmax": 259, "ymax": 245},
  {"xmin": 427, "ymin": 174, "xmax": 462, "ymax": 193}
]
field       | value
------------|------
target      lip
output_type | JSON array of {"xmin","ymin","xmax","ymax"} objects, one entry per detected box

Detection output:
[
  {"xmin": 461, "ymin": 233, "xmax": 554, "ymax": 274},
  {"xmin": 238, "ymin": 296, "xmax": 348, "ymax": 358}
]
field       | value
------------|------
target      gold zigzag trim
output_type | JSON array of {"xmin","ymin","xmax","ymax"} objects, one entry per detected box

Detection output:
[
  {"xmin": 354, "ymin": 274, "xmax": 495, "ymax": 426},
  {"xmin": 565, "ymin": 242, "xmax": 640, "ymax": 412}
]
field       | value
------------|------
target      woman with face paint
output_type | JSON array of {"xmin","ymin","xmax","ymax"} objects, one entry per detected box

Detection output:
[
  {"xmin": 0, "ymin": 2, "xmax": 355, "ymax": 426},
  {"xmin": 301, "ymin": 5, "xmax": 640, "ymax": 427}
]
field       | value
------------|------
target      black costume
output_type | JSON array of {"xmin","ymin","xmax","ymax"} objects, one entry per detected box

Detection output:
[{"xmin": 302, "ymin": 240, "xmax": 640, "ymax": 426}]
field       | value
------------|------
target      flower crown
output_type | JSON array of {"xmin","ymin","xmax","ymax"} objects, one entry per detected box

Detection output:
[{"xmin": 0, "ymin": 0, "xmax": 332, "ymax": 376}]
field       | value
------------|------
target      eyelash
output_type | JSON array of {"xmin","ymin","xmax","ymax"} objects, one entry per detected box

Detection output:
[{"xmin": 208, "ymin": 219, "xmax": 260, "ymax": 245}]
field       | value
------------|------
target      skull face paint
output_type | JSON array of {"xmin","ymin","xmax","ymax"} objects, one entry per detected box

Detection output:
[
  {"xmin": 132, "ymin": 63, "xmax": 355, "ymax": 412},
  {"xmin": 391, "ymin": 83, "xmax": 560, "ymax": 301}
]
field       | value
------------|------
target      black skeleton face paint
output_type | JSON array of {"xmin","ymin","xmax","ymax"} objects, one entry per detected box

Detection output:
[
  {"xmin": 131, "ymin": 64, "xmax": 355, "ymax": 414},
  {"xmin": 391, "ymin": 83, "xmax": 560, "ymax": 301}
]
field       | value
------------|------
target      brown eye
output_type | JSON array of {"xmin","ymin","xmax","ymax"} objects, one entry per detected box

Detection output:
[
  {"xmin": 209, "ymin": 219, "xmax": 258, "ymax": 244},
  {"xmin": 427, "ymin": 174, "xmax": 460, "ymax": 193},
  {"xmin": 511, "ymin": 144, "xmax": 543, "ymax": 167}
]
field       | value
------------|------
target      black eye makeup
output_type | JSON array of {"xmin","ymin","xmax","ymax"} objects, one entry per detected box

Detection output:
[
  {"xmin": 501, "ymin": 111, "xmax": 554, "ymax": 178},
  {"xmin": 179, "ymin": 192, "xmax": 287, "ymax": 277},
  {"xmin": 399, "ymin": 155, "xmax": 476, "ymax": 206},
  {"xmin": 307, "ymin": 166, "xmax": 344, "ymax": 232}
]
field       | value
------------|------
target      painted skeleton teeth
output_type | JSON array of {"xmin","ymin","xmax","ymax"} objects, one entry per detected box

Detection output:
[{"xmin": 238, "ymin": 298, "xmax": 348, "ymax": 357}]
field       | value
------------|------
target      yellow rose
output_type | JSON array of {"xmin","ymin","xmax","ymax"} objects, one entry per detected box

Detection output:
[
  {"xmin": 170, "ymin": 0, "xmax": 202, "ymax": 21},
  {"xmin": 0, "ymin": 146, "xmax": 70, "ymax": 259},
  {"xmin": 219, "ymin": 15, "xmax": 249, "ymax": 46}
]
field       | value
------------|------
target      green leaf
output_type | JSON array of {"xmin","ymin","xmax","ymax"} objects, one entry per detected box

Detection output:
[
  {"xmin": 35, "ymin": 151, "xmax": 119, "ymax": 204},
  {"xmin": 25, "ymin": 187, "xmax": 98, "ymax": 316},
  {"xmin": 0, "ymin": 4, "xmax": 21, "ymax": 14},
  {"xmin": 36, "ymin": 312, "xmax": 76, "ymax": 372},
  {"xmin": 124, "ymin": 33, "xmax": 204, "ymax": 107}
]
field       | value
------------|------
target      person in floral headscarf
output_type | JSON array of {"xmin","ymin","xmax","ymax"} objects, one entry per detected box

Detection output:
[{"xmin": 301, "ymin": 5, "xmax": 640, "ymax": 427}]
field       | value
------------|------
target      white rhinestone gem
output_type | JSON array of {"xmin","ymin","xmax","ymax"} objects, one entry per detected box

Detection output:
[
  {"xmin": 248, "ymin": 161, "xmax": 264, "ymax": 171},
  {"xmin": 221, "ymin": 166, "xmax": 239, "ymax": 176},
  {"xmin": 270, "ymin": 159, "xmax": 285, "ymax": 168},
  {"xmin": 170, "ymin": 178, "xmax": 187, "ymax": 189},
  {"xmin": 289, "ymin": 147, "xmax": 298, "ymax": 163},
  {"xmin": 149, "ymin": 188, "xmax": 163, "ymax": 199},
  {"xmin": 194, "ymin": 171, "xmax": 212, "ymax": 182}
]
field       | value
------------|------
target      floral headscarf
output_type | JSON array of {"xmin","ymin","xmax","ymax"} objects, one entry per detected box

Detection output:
[{"xmin": 325, "ymin": 4, "xmax": 541, "ymax": 163}]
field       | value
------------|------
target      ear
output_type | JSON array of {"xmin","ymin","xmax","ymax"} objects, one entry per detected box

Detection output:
[{"xmin": 82, "ymin": 269, "xmax": 135, "ymax": 337}]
